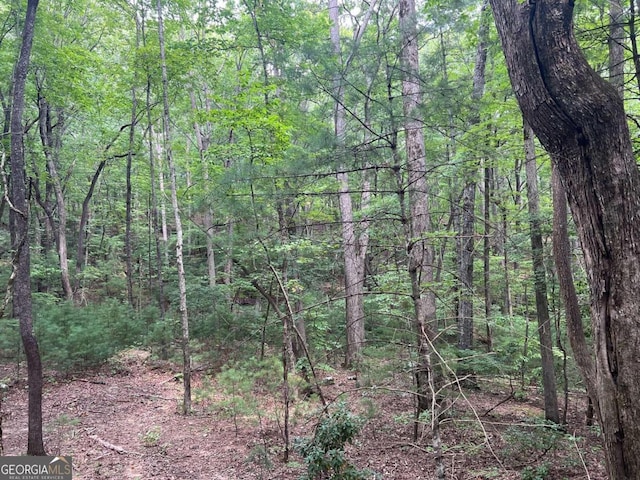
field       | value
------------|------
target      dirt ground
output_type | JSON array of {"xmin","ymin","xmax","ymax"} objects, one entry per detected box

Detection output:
[{"xmin": 1, "ymin": 350, "xmax": 607, "ymax": 479}]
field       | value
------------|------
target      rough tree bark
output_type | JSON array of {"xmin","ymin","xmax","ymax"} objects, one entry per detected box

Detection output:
[
  {"xmin": 328, "ymin": 0, "xmax": 372, "ymax": 368},
  {"xmin": 456, "ymin": 0, "xmax": 489, "ymax": 352},
  {"xmin": 523, "ymin": 122, "xmax": 559, "ymax": 424},
  {"xmin": 551, "ymin": 162, "xmax": 597, "ymax": 401},
  {"xmin": 609, "ymin": 0, "xmax": 624, "ymax": 95},
  {"xmin": 10, "ymin": 0, "xmax": 46, "ymax": 456},
  {"xmin": 491, "ymin": 1, "xmax": 640, "ymax": 477},
  {"xmin": 399, "ymin": 0, "xmax": 444, "ymax": 477}
]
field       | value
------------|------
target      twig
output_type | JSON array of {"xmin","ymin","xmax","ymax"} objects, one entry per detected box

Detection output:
[
  {"xmin": 482, "ymin": 391, "xmax": 515, "ymax": 417},
  {"xmin": 89, "ymin": 434, "xmax": 141, "ymax": 456},
  {"xmin": 74, "ymin": 379, "xmax": 107, "ymax": 385},
  {"xmin": 573, "ymin": 430, "xmax": 592, "ymax": 480},
  {"xmin": 133, "ymin": 393, "xmax": 175, "ymax": 401}
]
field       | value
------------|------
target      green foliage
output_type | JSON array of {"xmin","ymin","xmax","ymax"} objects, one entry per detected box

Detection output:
[
  {"xmin": 34, "ymin": 299, "xmax": 144, "ymax": 372},
  {"xmin": 501, "ymin": 418, "xmax": 571, "ymax": 475},
  {"xmin": 294, "ymin": 402, "xmax": 371, "ymax": 480},
  {"xmin": 200, "ymin": 356, "xmax": 284, "ymax": 431},
  {"xmin": 245, "ymin": 444, "xmax": 274, "ymax": 474},
  {"xmin": 520, "ymin": 464, "xmax": 550, "ymax": 480},
  {"xmin": 0, "ymin": 318, "xmax": 21, "ymax": 361},
  {"xmin": 140, "ymin": 426, "xmax": 162, "ymax": 447}
]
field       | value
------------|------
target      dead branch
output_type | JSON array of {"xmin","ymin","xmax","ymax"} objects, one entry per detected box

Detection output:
[{"xmin": 89, "ymin": 434, "xmax": 141, "ymax": 456}]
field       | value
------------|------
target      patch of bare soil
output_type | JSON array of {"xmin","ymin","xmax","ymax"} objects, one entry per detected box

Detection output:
[{"xmin": 1, "ymin": 351, "xmax": 607, "ymax": 479}]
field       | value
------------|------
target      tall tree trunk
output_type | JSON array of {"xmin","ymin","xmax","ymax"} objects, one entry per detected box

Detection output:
[
  {"xmin": 491, "ymin": 1, "xmax": 640, "ymax": 476},
  {"xmin": 139, "ymin": 7, "xmax": 167, "ymax": 330},
  {"xmin": 482, "ymin": 160, "xmax": 492, "ymax": 351},
  {"xmin": 609, "ymin": 0, "xmax": 625, "ymax": 95},
  {"xmin": 328, "ymin": 0, "xmax": 371, "ymax": 368},
  {"xmin": 524, "ymin": 121, "xmax": 560, "ymax": 424},
  {"xmin": 37, "ymin": 98, "xmax": 73, "ymax": 302},
  {"xmin": 551, "ymin": 161, "xmax": 597, "ymax": 410},
  {"xmin": 125, "ymin": 87, "xmax": 137, "ymax": 308},
  {"xmin": 10, "ymin": 0, "xmax": 45, "ymax": 456},
  {"xmin": 125, "ymin": 15, "xmax": 141, "ymax": 309},
  {"xmin": 399, "ymin": 0, "xmax": 443, "ymax": 477},
  {"xmin": 629, "ymin": 0, "xmax": 640, "ymax": 94},
  {"xmin": 457, "ymin": 0, "xmax": 489, "ymax": 352},
  {"xmin": 74, "ymin": 158, "xmax": 107, "ymax": 299},
  {"xmin": 189, "ymin": 87, "xmax": 216, "ymax": 287},
  {"xmin": 157, "ymin": 0, "xmax": 191, "ymax": 414}
]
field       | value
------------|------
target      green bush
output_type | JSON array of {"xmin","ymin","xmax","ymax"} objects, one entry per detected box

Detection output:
[
  {"xmin": 521, "ymin": 463, "xmax": 550, "ymax": 480},
  {"xmin": 34, "ymin": 299, "xmax": 144, "ymax": 372},
  {"xmin": 294, "ymin": 402, "xmax": 371, "ymax": 480}
]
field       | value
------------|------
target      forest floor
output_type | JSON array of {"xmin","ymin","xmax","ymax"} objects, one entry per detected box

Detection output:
[{"xmin": 2, "ymin": 349, "xmax": 607, "ymax": 479}]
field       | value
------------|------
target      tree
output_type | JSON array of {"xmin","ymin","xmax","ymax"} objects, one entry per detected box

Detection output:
[
  {"xmin": 328, "ymin": 0, "xmax": 372, "ymax": 368},
  {"xmin": 9, "ymin": 0, "xmax": 46, "ymax": 456},
  {"xmin": 156, "ymin": 0, "xmax": 191, "ymax": 414},
  {"xmin": 523, "ymin": 121, "xmax": 559, "ymax": 424},
  {"xmin": 456, "ymin": 0, "xmax": 489, "ymax": 353},
  {"xmin": 491, "ymin": 0, "xmax": 640, "ymax": 477},
  {"xmin": 35, "ymin": 95, "xmax": 73, "ymax": 301},
  {"xmin": 399, "ymin": 0, "xmax": 443, "ymax": 477}
]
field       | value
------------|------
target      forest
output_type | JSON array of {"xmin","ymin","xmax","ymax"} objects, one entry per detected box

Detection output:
[{"xmin": 2, "ymin": 0, "xmax": 640, "ymax": 478}]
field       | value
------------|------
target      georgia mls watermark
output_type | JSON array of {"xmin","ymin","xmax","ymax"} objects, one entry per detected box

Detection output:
[{"xmin": 0, "ymin": 456, "xmax": 72, "ymax": 480}]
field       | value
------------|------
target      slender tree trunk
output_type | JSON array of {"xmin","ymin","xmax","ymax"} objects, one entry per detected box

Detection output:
[
  {"xmin": 139, "ymin": 8, "xmax": 167, "ymax": 328},
  {"xmin": 523, "ymin": 121, "xmax": 560, "ymax": 424},
  {"xmin": 492, "ymin": 1, "xmax": 640, "ymax": 476},
  {"xmin": 147, "ymin": 124, "xmax": 168, "ymax": 333},
  {"xmin": 37, "ymin": 98, "xmax": 73, "ymax": 302},
  {"xmin": 125, "ymin": 87, "xmax": 136, "ymax": 308},
  {"xmin": 482, "ymin": 160, "xmax": 492, "ymax": 351},
  {"xmin": 457, "ymin": 0, "xmax": 488, "ymax": 351},
  {"xmin": 74, "ymin": 158, "xmax": 106, "ymax": 298},
  {"xmin": 551, "ymin": 162, "xmax": 597, "ymax": 408},
  {"xmin": 609, "ymin": 0, "xmax": 625, "ymax": 95},
  {"xmin": 399, "ymin": 0, "xmax": 443, "ymax": 477},
  {"xmin": 125, "ymin": 17, "xmax": 141, "ymax": 308},
  {"xmin": 189, "ymin": 87, "xmax": 216, "ymax": 287},
  {"xmin": 10, "ymin": 0, "xmax": 45, "ymax": 456},
  {"xmin": 157, "ymin": 0, "xmax": 191, "ymax": 414},
  {"xmin": 629, "ymin": 0, "xmax": 640, "ymax": 94}
]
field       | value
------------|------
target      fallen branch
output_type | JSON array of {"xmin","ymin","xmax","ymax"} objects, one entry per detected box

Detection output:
[
  {"xmin": 482, "ymin": 391, "xmax": 514, "ymax": 417},
  {"xmin": 75, "ymin": 378, "xmax": 107, "ymax": 385},
  {"xmin": 89, "ymin": 434, "xmax": 141, "ymax": 456}
]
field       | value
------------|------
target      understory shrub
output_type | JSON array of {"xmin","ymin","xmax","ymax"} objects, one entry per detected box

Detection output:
[
  {"xmin": 294, "ymin": 402, "xmax": 371, "ymax": 480},
  {"xmin": 34, "ymin": 298, "xmax": 144, "ymax": 372}
]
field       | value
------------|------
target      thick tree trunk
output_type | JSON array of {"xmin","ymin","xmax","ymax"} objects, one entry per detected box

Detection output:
[
  {"xmin": 157, "ymin": 0, "xmax": 191, "ymax": 414},
  {"xmin": 523, "ymin": 122, "xmax": 560, "ymax": 424},
  {"xmin": 10, "ymin": 0, "xmax": 45, "ymax": 456},
  {"xmin": 329, "ymin": 0, "xmax": 370, "ymax": 368},
  {"xmin": 491, "ymin": 1, "xmax": 640, "ymax": 477},
  {"xmin": 456, "ymin": 181, "xmax": 475, "ymax": 351}
]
